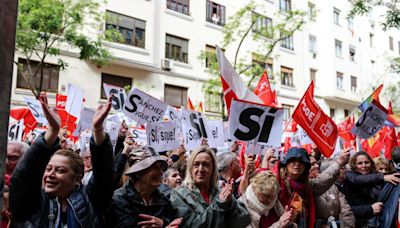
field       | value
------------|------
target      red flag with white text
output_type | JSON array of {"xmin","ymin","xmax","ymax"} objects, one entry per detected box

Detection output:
[
  {"xmin": 253, "ymin": 71, "xmax": 277, "ymax": 107},
  {"xmin": 292, "ymin": 82, "xmax": 338, "ymax": 157}
]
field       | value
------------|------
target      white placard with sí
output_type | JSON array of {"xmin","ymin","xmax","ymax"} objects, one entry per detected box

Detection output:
[
  {"xmin": 352, "ymin": 100, "xmax": 388, "ymax": 139},
  {"xmin": 130, "ymin": 127, "xmax": 147, "ymax": 146},
  {"xmin": 65, "ymin": 84, "xmax": 84, "ymax": 119},
  {"xmin": 103, "ymin": 83, "xmax": 127, "ymax": 112},
  {"xmin": 181, "ymin": 109, "xmax": 210, "ymax": 150},
  {"xmin": 79, "ymin": 130, "xmax": 92, "ymax": 153},
  {"xmin": 123, "ymin": 87, "xmax": 168, "ymax": 125},
  {"xmin": 23, "ymin": 97, "xmax": 48, "ymax": 125},
  {"xmin": 229, "ymin": 99, "xmax": 283, "ymax": 147},
  {"xmin": 207, "ymin": 120, "xmax": 225, "ymax": 148},
  {"xmin": 163, "ymin": 106, "xmax": 182, "ymax": 121},
  {"xmin": 8, "ymin": 119, "xmax": 24, "ymax": 141},
  {"xmin": 146, "ymin": 121, "xmax": 180, "ymax": 152}
]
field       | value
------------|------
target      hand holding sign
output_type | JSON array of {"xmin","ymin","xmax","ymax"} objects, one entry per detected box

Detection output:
[{"xmin": 38, "ymin": 93, "xmax": 61, "ymax": 146}]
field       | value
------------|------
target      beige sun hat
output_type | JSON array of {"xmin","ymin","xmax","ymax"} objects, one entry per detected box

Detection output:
[{"xmin": 125, "ymin": 146, "xmax": 168, "ymax": 175}]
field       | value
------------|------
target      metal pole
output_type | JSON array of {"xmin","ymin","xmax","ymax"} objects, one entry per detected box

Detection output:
[{"xmin": 0, "ymin": 0, "xmax": 19, "ymax": 217}]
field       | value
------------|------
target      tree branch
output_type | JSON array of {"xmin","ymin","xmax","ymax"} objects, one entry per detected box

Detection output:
[{"xmin": 234, "ymin": 20, "xmax": 256, "ymax": 69}]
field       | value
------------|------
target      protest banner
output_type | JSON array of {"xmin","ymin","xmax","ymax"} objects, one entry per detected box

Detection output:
[
  {"xmin": 79, "ymin": 130, "xmax": 92, "ymax": 153},
  {"xmin": 123, "ymin": 87, "xmax": 168, "ymax": 125},
  {"xmin": 8, "ymin": 119, "xmax": 24, "ymax": 141},
  {"xmin": 23, "ymin": 97, "xmax": 48, "ymax": 125},
  {"xmin": 181, "ymin": 109, "xmax": 210, "ymax": 150},
  {"xmin": 65, "ymin": 84, "xmax": 84, "ymax": 119},
  {"xmin": 73, "ymin": 108, "xmax": 95, "ymax": 136},
  {"xmin": 352, "ymin": 100, "xmax": 388, "ymax": 139},
  {"xmin": 207, "ymin": 120, "xmax": 225, "ymax": 148},
  {"xmin": 103, "ymin": 83, "xmax": 127, "ymax": 112},
  {"xmin": 130, "ymin": 127, "xmax": 147, "ymax": 145},
  {"xmin": 163, "ymin": 105, "xmax": 182, "ymax": 121},
  {"xmin": 146, "ymin": 121, "xmax": 180, "ymax": 152},
  {"xmin": 229, "ymin": 99, "xmax": 283, "ymax": 147}
]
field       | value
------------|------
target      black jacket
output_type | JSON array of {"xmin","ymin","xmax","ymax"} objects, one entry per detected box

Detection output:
[
  {"xmin": 106, "ymin": 180, "xmax": 176, "ymax": 228},
  {"xmin": 342, "ymin": 171, "xmax": 384, "ymax": 227},
  {"xmin": 10, "ymin": 133, "xmax": 115, "ymax": 228}
]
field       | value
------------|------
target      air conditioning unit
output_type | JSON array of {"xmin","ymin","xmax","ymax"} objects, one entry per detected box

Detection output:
[{"xmin": 161, "ymin": 58, "xmax": 172, "ymax": 71}]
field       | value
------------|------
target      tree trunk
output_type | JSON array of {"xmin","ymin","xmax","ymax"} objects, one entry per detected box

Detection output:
[{"xmin": 0, "ymin": 0, "xmax": 19, "ymax": 218}]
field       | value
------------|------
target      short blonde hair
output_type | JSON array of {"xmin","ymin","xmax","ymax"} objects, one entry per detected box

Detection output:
[
  {"xmin": 373, "ymin": 157, "xmax": 394, "ymax": 173},
  {"xmin": 183, "ymin": 147, "xmax": 218, "ymax": 191},
  {"xmin": 251, "ymin": 171, "xmax": 279, "ymax": 196}
]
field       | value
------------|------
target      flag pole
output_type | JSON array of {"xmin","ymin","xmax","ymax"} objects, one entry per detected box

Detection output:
[{"xmin": 282, "ymin": 117, "xmax": 293, "ymax": 133}]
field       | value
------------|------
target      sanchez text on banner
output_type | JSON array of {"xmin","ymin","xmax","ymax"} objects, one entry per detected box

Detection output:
[
  {"xmin": 292, "ymin": 82, "xmax": 338, "ymax": 157},
  {"xmin": 65, "ymin": 84, "xmax": 84, "ymax": 119},
  {"xmin": 216, "ymin": 46, "xmax": 262, "ymax": 113},
  {"xmin": 8, "ymin": 119, "xmax": 24, "ymax": 141},
  {"xmin": 229, "ymin": 99, "xmax": 283, "ymax": 147},
  {"xmin": 146, "ymin": 121, "xmax": 180, "ymax": 152},
  {"xmin": 207, "ymin": 120, "xmax": 225, "ymax": 148},
  {"xmin": 23, "ymin": 97, "xmax": 48, "ymax": 125},
  {"xmin": 352, "ymin": 99, "xmax": 388, "ymax": 139},
  {"xmin": 103, "ymin": 83, "xmax": 127, "ymax": 112},
  {"xmin": 123, "ymin": 87, "xmax": 168, "ymax": 125},
  {"xmin": 181, "ymin": 109, "xmax": 210, "ymax": 150}
]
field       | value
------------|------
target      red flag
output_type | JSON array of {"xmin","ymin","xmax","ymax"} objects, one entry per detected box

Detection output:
[
  {"xmin": 253, "ymin": 71, "xmax": 277, "ymax": 107},
  {"xmin": 361, "ymin": 136, "xmax": 383, "ymax": 158},
  {"xmin": 292, "ymin": 82, "xmax": 338, "ymax": 157},
  {"xmin": 216, "ymin": 46, "xmax": 262, "ymax": 114},
  {"xmin": 238, "ymin": 141, "xmax": 246, "ymax": 170},
  {"xmin": 337, "ymin": 116, "xmax": 355, "ymax": 142},
  {"xmin": 56, "ymin": 94, "xmax": 67, "ymax": 109},
  {"xmin": 198, "ymin": 101, "xmax": 204, "ymax": 113},
  {"xmin": 187, "ymin": 97, "xmax": 195, "ymax": 110},
  {"xmin": 10, "ymin": 108, "xmax": 38, "ymax": 131},
  {"xmin": 381, "ymin": 102, "xmax": 398, "ymax": 159}
]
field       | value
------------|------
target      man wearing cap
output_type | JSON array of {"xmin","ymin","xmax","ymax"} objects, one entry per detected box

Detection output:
[{"xmin": 106, "ymin": 146, "xmax": 182, "ymax": 228}]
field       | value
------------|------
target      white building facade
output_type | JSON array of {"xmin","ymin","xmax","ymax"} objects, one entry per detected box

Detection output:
[{"xmin": 10, "ymin": 0, "xmax": 400, "ymax": 122}]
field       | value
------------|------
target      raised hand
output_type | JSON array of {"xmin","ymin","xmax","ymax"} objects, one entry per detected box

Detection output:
[
  {"xmin": 118, "ymin": 120, "xmax": 128, "ymax": 138},
  {"xmin": 38, "ymin": 92, "xmax": 61, "ymax": 146},
  {"xmin": 337, "ymin": 148, "xmax": 351, "ymax": 166},
  {"xmin": 219, "ymin": 178, "xmax": 233, "ymax": 204},
  {"xmin": 279, "ymin": 206, "xmax": 294, "ymax": 227},
  {"xmin": 92, "ymin": 96, "xmax": 112, "ymax": 145}
]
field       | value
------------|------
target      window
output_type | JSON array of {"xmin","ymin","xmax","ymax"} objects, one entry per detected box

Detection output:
[
  {"xmin": 206, "ymin": 1, "xmax": 225, "ymax": 26},
  {"xmin": 335, "ymin": 39, "xmax": 342, "ymax": 57},
  {"xmin": 309, "ymin": 34, "xmax": 317, "ymax": 53},
  {"xmin": 16, "ymin": 59, "xmax": 59, "ymax": 92},
  {"xmin": 344, "ymin": 109, "xmax": 349, "ymax": 117},
  {"xmin": 282, "ymin": 104, "xmax": 293, "ymax": 121},
  {"xmin": 280, "ymin": 0, "xmax": 291, "ymax": 12},
  {"xmin": 281, "ymin": 66, "xmax": 294, "ymax": 87},
  {"xmin": 347, "ymin": 17, "xmax": 354, "ymax": 31},
  {"xmin": 101, "ymin": 73, "xmax": 132, "ymax": 99},
  {"xmin": 252, "ymin": 53, "xmax": 273, "ymax": 79},
  {"xmin": 165, "ymin": 34, "xmax": 189, "ymax": 63},
  {"xmin": 333, "ymin": 8, "xmax": 340, "ymax": 25},
  {"xmin": 351, "ymin": 76, "xmax": 357, "ymax": 92},
  {"xmin": 166, "ymin": 0, "xmax": 189, "ymax": 15},
  {"xmin": 106, "ymin": 11, "xmax": 146, "ymax": 48},
  {"xmin": 310, "ymin": 69, "xmax": 317, "ymax": 86},
  {"xmin": 252, "ymin": 13, "xmax": 273, "ymax": 38},
  {"xmin": 349, "ymin": 46, "xmax": 356, "ymax": 62},
  {"xmin": 330, "ymin": 108, "xmax": 336, "ymax": 118},
  {"xmin": 205, "ymin": 91, "xmax": 222, "ymax": 113},
  {"xmin": 369, "ymin": 33, "xmax": 374, "ymax": 48},
  {"xmin": 205, "ymin": 45, "xmax": 217, "ymax": 68},
  {"xmin": 398, "ymin": 41, "xmax": 400, "ymax": 54},
  {"xmin": 308, "ymin": 2, "xmax": 316, "ymax": 20},
  {"xmin": 281, "ymin": 32, "xmax": 294, "ymax": 50},
  {"xmin": 336, "ymin": 72, "xmax": 343, "ymax": 89},
  {"xmin": 164, "ymin": 85, "xmax": 187, "ymax": 107},
  {"xmin": 389, "ymin": 36, "xmax": 394, "ymax": 51}
]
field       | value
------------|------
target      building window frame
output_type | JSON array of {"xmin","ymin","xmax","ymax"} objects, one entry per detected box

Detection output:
[
  {"xmin": 281, "ymin": 66, "xmax": 294, "ymax": 87},
  {"xmin": 335, "ymin": 39, "xmax": 342, "ymax": 57},
  {"xmin": 252, "ymin": 53, "xmax": 273, "ymax": 80},
  {"xmin": 389, "ymin": 36, "xmax": 394, "ymax": 51},
  {"xmin": 333, "ymin": 8, "xmax": 340, "ymax": 25},
  {"xmin": 106, "ymin": 11, "xmax": 146, "ymax": 48},
  {"xmin": 206, "ymin": 0, "xmax": 226, "ymax": 26},
  {"xmin": 309, "ymin": 34, "xmax": 317, "ymax": 54},
  {"xmin": 351, "ymin": 76, "xmax": 357, "ymax": 93},
  {"xmin": 166, "ymin": 0, "xmax": 190, "ymax": 15},
  {"xmin": 252, "ymin": 12, "xmax": 273, "ymax": 38},
  {"xmin": 164, "ymin": 84, "xmax": 188, "ymax": 108},
  {"xmin": 310, "ymin": 68, "xmax": 317, "ymax": 87},
  {"xmin": 349, "ymin": 46, "xmax": 356, "ymax": 62},
  {"xmin": 281, "ymin": 32, "xmax": 294, "ymax": 50},
  {"xmin": 205, "ymin": 91, "xmax": 222, "ymax": 113},
  {"xmin": 280, "ymin": 0, "xmax": 291, "ymax": 12},
  {"xmin": 165, "ymin": 34, "xmax": 189, "ymax": 63},
  {"xmin": 336, "ymin": 72, "xmax": 344, "ymax": 90}
]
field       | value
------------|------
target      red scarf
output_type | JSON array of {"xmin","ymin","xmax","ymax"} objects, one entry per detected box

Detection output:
[{"xmin": 275, "ymin": 171, "xmax": 315, "ymax": 228}]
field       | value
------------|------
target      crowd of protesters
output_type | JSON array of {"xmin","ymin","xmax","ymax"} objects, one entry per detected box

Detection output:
[{"xmin": 3, "ymin": 94, "xmax": 400, "ymax": 228}]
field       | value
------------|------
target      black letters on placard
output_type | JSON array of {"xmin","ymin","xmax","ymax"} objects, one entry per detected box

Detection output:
[
  {"xmin": 169, "ymin": 111, "xmax": 176, "ymax": 120},
  {"xmin": 124, "ymin": 94, "xmax": 141, "ymax": 112},
  {"xmin": 355, "ymin": 106, "xmax": 373, "ymax": 127},
  {"xmin": 189, "ymin": 113, "xmax": 208, "ymax": 138},
  {"xmin": 8, "ymin": 124, "xmax": 16, "ymax": 140},
  {"xmin": 27, "ymin": 102, "xmax": 40, "ymax": 117},
  {"xmin": 258, "ymin": 108, "xmax": 277, "ymax": 143},
  {"xmin": 109, "ymin": 88, "xmax": 121, "ymax": 110},
  {"xmin": 234, "ymin": 108, "xmax": 263, "ymax": 140},
  {"xmin": 131, "ymin": 129, "xmax": 139, "ymax": 138}
]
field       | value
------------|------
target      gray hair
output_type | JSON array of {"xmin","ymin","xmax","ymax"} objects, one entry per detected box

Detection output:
[
  {"xmin": 217, "ymin": 152, "xmax": 237, "ymax": 173},
  {"xmin": 8, "ymin": 141, "xmax": 30, "ymax": 156},
  {"xmin": 163, "ymin": 167, "xmax": 178, "ymax": 180}
]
